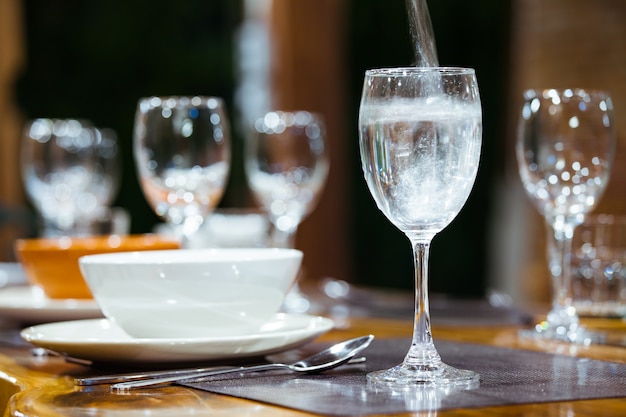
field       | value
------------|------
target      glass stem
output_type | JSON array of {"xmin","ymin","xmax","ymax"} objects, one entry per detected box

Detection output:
[
  {"xmin": 270, "ymin": 222, "xmax": 297, "ymax": 249},
  {"xmin": 548, "ymin": 224, "xmax": 575, "ymax": 310},
  {"xmin": 274, "ymin": 230, "xmax": 296, "ymax": 249},
  {"xmin": 404, "ymin": 238, "xmax": 441, "ymax": 366},
  {"xmin": 543, "ymin": 222, "xmax": 582, "ymax": 340},
  {"xmin": 171, "ymin": 214, "xmax": 204, "ymax": 249}
]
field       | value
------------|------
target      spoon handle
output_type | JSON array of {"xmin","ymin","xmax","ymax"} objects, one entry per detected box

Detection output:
[
  {"xmin": 77, "ymin": 357, "xmax": 367, "ymax": 386},
  {"xmin": 110, "ymin": 363, "xmax": 284, "ymax": 393},
  {"xmin": 76, "ymin": 365, "xmax": 235, "ymax": 386}
]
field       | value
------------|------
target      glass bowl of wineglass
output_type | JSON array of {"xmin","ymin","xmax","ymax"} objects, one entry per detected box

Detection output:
[
  {"xmin": 21, "ymin": 118, "xmax": 120, "ymax": 237},
  {"xmin": 244, "ymin": 110, "xmax": 329, "ymax": 312},
  {"xmin": 359, "ymin": 67, "xmax": 482, "ymax": 387},
  {"xmin": 516, "ymin": 88, "xmax": 615, "ymax": 343},
  {"xmin": 133, "ymin": 96, "xmax": 231, "ymax": 245}
]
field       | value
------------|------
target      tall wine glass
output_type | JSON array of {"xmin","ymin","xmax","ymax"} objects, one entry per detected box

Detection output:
[
  {"xmin": 359, "ymin": 67, "xmax": 482, "ymax": 386},
  {"xmin": 134, "ymin": 96, "xmax": 231, "ymax": 245},
  {"xmin": 516, "ymin": 88, "xmax": 615, "ymax": 342},
  {"xmin": 21, "ymin": 118, "xmax": 120, "ymax": 237},
  {"xmin": 245, "ymin": 111, "xmax": 329, "ymax": 311}
]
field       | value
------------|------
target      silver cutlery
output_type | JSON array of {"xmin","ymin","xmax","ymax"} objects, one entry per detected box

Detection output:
[
  {"xmin": 76, "ymin": 357, "xmax": 367, "ymax": 386},
  {"xmin": 108, "ymin": 335, "xmax": 374, "ymax": 393}
]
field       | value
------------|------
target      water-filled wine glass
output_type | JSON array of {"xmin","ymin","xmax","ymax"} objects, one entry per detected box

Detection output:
[
  {"xmin": 516, "ymin": 88, "xmax": 615, "ymax": 342},
  {"xmin": 134, "ymin": 96, "xmax": 230, "ymax": 245},
  {"xmin": 21, "ymin": 118, "xmax": 120, "ymax": 237},
  {"xmin": 359, "ymin": 67, "xmax": 482, "ymax": 386},
  {"xmin": 245, "ymin": 111, "xmax": 329, "ymax": 312}
]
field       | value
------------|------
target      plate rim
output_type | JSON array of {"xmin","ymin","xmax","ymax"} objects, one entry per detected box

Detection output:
[
  {"xmin": 21, "ymin": 314, "xmax": 334, "ymax": 344},
  {"xmin": 0, "ymin": 286, "xmax": 99, "ymax": 311},
  {"xmin": 19, "ymin": 314, "xmax": 335, "ymax": 363}
]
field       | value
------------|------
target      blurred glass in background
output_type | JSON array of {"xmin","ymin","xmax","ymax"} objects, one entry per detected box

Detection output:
[{"xmin": 21, "ymin": 118, "xmax": 122, "ymax": 237}]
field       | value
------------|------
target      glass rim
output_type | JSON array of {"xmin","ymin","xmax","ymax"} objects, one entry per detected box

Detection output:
[
  {"xmin": 137, "ymin": 95, "xmax": 225, "ymax": 110},
  {"xmin": 364, "ymin": 66, "xmax": 475, "ymax": 76},
  {"xmin": 522, "ymin": 88, "xmax": 611, "ymax": 100},
  {"xmin": 25, "ymin": 117, "xmax": 93, "ymax": 126},
  {"xmin": 138, "ymin": 95, "xmax": 223, "ymax": 101},
  {"xmin": 255, "ymin": 110, "xmax": 324, "ymax": 120}
]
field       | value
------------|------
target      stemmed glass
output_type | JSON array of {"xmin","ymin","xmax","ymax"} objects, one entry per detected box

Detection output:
[
  {"xmin": 516, "ymin": 88, "xmax": 615, "ymax": 342},
  {"xmin": 244, "ymin": 111, "xmax": 329, "ymax": 311},
  {"xmin": 359, "ymin": 67, "xmax": 482, "ymax": 386},
  {"xmin": 134, "ymin": 96, "xmax": 231, "ymax": 245},
  {"xmin": 21, "ymin": 118, "xmax": 120, "ymax": 237}
]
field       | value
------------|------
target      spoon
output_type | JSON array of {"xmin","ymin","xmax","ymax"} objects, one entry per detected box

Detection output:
[
  {"xmin": 76, "ymin": 357, "xmax": 366, "ymax": 386},
  {"xmin": 110, "ymin": 334, "xmax": 374, "ymax": 393}
]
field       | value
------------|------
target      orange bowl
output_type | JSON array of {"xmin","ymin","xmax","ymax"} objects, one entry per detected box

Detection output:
[{"xmin": 14, "ymin": 234, "xmax": 180, "ymax": 299}]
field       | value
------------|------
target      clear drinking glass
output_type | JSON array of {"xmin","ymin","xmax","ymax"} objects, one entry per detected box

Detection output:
[
  {"xmin": 244, "ymin": 111, "xmax": 329, "ymax": 312},
  {"xmin": 21, "ymin": 118, "xmax": 120, "ymax": 237},
  {"xmin": 516, "ymin": 89, "xmax": 616, "ymax": 342},
  {"xmin": 359, "ymin": 67, "xmax": 482, "ymax": 386},
  {"xmin": 134, "ymin": 96, "xmax": 231, "ymax": 244},
  {"xmin": 571, "ymin": 214, "xmax": 626, "ymax": 318},
  {"xmin": 245, "ymin": 111, "xmax": 329, "ymax": 248}
]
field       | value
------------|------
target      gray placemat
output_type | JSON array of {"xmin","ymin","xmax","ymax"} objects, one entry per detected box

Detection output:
[{"xmin": 182, "ymin": 338, "xmax": 626, "ymax": 415}]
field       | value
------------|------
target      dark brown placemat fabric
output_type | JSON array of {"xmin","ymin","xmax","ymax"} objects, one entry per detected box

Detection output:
[{"xmin": 181, "ymin": 338, "xmax": 626, "ymax": 416}]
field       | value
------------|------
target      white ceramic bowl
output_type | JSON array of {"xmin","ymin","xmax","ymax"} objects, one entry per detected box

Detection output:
[{"xmin": 79, "ymin": 248, "xmax": 303, "ymax": 338}]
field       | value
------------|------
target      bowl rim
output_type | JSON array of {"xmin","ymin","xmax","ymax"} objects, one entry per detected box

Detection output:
[
  {"xmin": 79, "ymin": 247, "xmax": 303, "ymax": 265},
  {"xmin": 15, "ymin": 234, "xmax": 179, "ymax": 252}
]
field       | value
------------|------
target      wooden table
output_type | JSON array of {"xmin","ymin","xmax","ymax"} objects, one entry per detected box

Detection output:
[{"xmin": 2, "ymin": 315, "xmax": 626, "ymax": 416}]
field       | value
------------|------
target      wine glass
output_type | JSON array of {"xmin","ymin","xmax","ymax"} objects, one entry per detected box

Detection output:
[
  {"xmin": 134, "ymin": 96, "xmax": 231, "ymax": 245},
  {"xmin": 244, "ymin": 110, "xmax": 329, "ymax": 312},
  {"xmin": 516, "ymin": 88, "xmax": 615, "ymax": 342},
  {"xmin": 21, "ymin": 118, "xmax": 120, "ymax": 237},
  {"xmin": 359, "ymin": 67, "xmax": 482, "ymax": 386}
]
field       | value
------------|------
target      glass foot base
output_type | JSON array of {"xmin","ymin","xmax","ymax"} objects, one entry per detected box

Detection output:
[
  {"xmin": 367, "ymin": 362, "xmax": 480, "ymax": 388},
  {"xmin": 519, "ymin": 325, "xmax": 606, "ymax": 345},
  {"xmin": 520, "ymin": 306, "xmax": 607, "ymax": 345}
]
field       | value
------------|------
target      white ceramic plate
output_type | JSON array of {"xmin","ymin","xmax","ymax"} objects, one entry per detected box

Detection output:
[
  {"xmin": 0, "ymin": 286, "xmax": 103, "ymax": 323},
  {"xmin": 0, "ymin": 263, "xmax": 27, "ymax": 286},
  {"xmin": 20, "ymin": 314, "xmax": 335, "ymax": 363}
]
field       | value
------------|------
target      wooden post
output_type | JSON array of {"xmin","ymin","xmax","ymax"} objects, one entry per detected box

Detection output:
[
  {"xmin": 0, "ymin": 0, "xmax": 27, "ymax": 260},
  {"xmin": 268, "ymin": 0, "xmax": 354, "ymax": 284}
]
